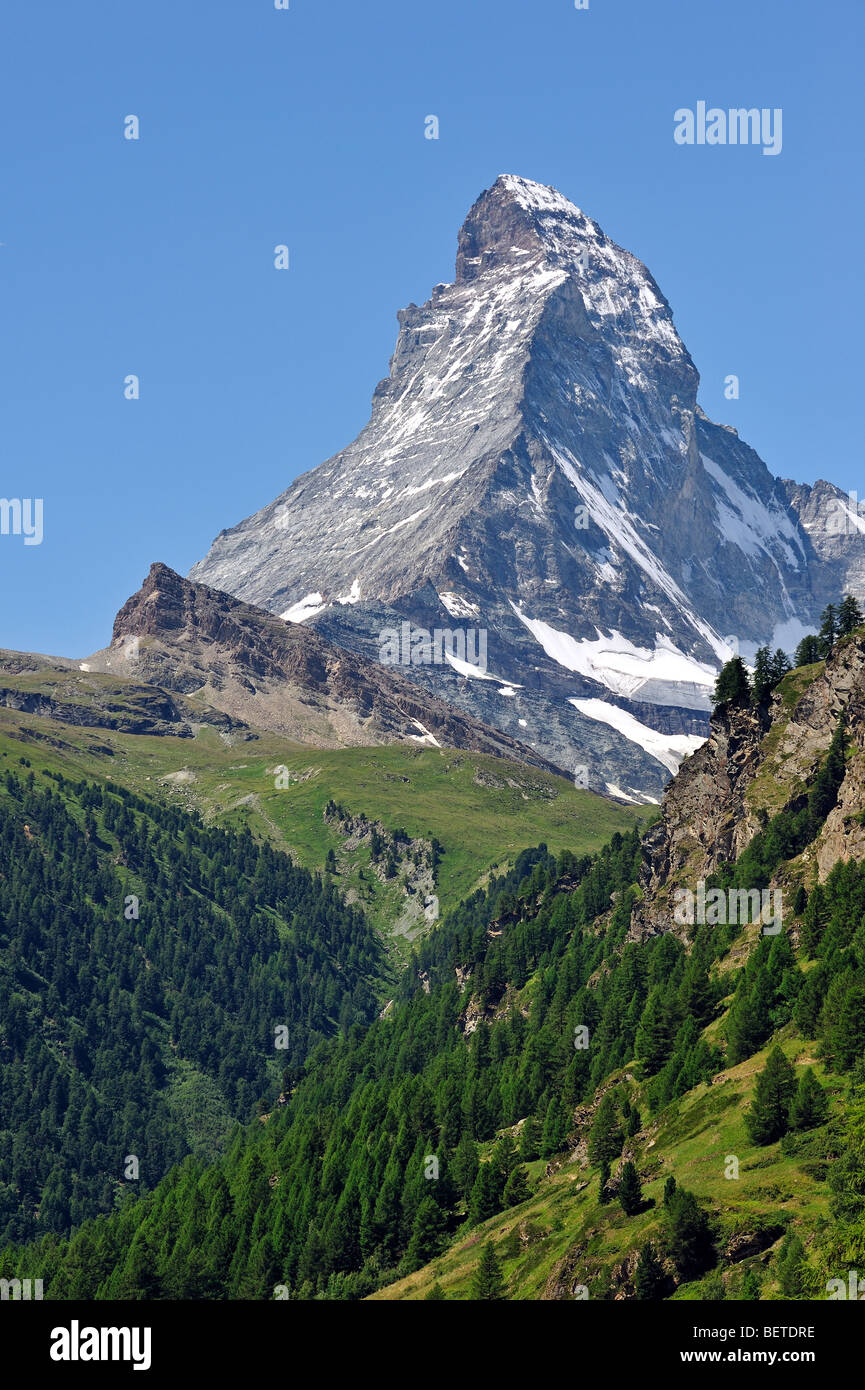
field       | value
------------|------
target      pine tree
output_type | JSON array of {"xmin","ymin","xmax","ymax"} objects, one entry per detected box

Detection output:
[
  {"xmin": 664, "ymin": 1187, "xmax": 715, "ymax": 1279},
  {"xmin": 502, "ymin": 1164, "xmax": 531, "ymax": 1208},
  {"xmin": 833, "ymin": 985, "xmax": 865, "ymax": 1071},
  {"xmin": 745, "ymin": 1046, "xmax": 796, "ymax": 1145},
  {"xmin": 540, "ymin": 1095, "xmax": 570, "ymax": 1158},
  {"xmin": 468, "ymin": 1162, "xmax": 500, "ymax": 1226},
  {"xmin": 800, "ymin": 882, "xmax": 829, "ymax": 956},
  {"xmin": 635, "ymin": 986, "xmax": 675, "ymax": 1075},
  {"xmin": 663, "ymin": 1175, "xmax": 677, "ymax": 1207},
  {"xmin": 818, "ymin": 603, "xmax": 838, "ymax": 657},
  {"xmin": 741, "ymin": 1267, "xmax": 762, "ymax": 1300},
  {"xmin": 491, "ymin": 1133, "xmax": 518, "ymax": 1199},
  {"xmin": 807, "ymin": 719, "xmax": 847, "ymax": 826},
  {"xmin": 452, "ymin": 1131, "xmax": 479, "ymax": 1201},
  {"xmin": 518, "ymin": 1115, "xmax": 541, "ymax": 1161},
  {"xmin": 794, "ymin": 634, "xmax": 822, "ymax": 667},
  {"xmin": 712, "ymin": 656, "xmax": 751, "ymax": 709},
  {"xmin": 598, "ymin": 1159, "xmax": 611, "ymax": 1204},
  {"xmin": 837, "ymin": 594, "xmax": 863, "ymax": 636},
  {"xmin": 587, "ymin": 1093, "xmax": 623, "ymax": 1166},
  {"xmin": 775, "ymin": 1232, "xmax": 807, "ymax": 1298},
  {"xmin": 769, "ymin": 648, "xmax": 791, "ymax": 686},
  {"xmin": 470, "ymin": 1240, "xmax": 506, "ymax": 1300},
  {"xmin": 634, "ymin": 1241, "xmax": 666, "ymax": 1300},
  {"xmin": 617, "ymin": 1160, "xmax": 643, "ymax": 1216},
  {"xmin": 405, "ymin": 1196, "xmax": 446, "ymax": 1271},
  {"xmin": 789, "ymin": 1068, "xmax": 829, "ymax": 1131},
  {"xmin": 751, "ymin": 647, "xmax": 773, "ymax": 704},
  {"xmin": 425, "ymin": 1281, "xmax": 446, "ymax": 1299}
]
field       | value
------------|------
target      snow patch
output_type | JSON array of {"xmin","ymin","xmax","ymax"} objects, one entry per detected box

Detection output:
[
  {"xmin": 281, "ymin": 593, "xmax": 327, "ymax": 623},
  {"xmin": 337, "ymin": 578, "xmax": 362, "ymax": 605},
  {"xmin": 407, "ymin": 720, "xmax": 442, "ymax": 748},
  {"xmin": 511, "ymin": 603, "xmax": 716, "ymax": 699},
  {"xmin": 570, "ymin": 697, "xmax": 705, "ymax": 774},
  {"xmin": 605, "ymin": 782, "xmax": 641, "ymax": 804},
  {"xmin": 439, "ymin": 591, "xmax": 480, "ymax": 619}
]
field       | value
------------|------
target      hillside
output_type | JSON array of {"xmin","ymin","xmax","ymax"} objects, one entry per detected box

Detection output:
[
  {"xmin": 2, "ymin": 624, "xmax": 863, "ymax": 1299},
  {"xmin": 0, "ymin": 682, "xmax": 642, "ymax": 958},
  {"xmin": 0, "ymin": 758, "xmax": 382, "ymax": 1246}
]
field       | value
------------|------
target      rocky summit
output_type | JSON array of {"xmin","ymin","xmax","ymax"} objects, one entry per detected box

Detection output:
[
  {"xmin": 191, "ymin": 174, "xmax": 865, "ymax": 800},
  {"xmin": 79, "ymin": 561, "xmax": 560, "ymax": 770}
]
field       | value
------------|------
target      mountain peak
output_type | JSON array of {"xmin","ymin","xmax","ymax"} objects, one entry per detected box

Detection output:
[
  {"xmin": 190, "ymin": 178, "xmax": 864, "ymax": 797},
  {"xmin": 455, "ymin": 173, "xmax": 590, "ymax": 283},
  {"xmin": 494, "ymin": 173, "xmax": 586, "ymax": 216}
]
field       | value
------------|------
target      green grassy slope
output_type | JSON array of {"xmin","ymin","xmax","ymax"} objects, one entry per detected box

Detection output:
[
  {"xmin": 0, "ymin": 705, "xmax": 647, "ymax": 958},
  {"xmin": 371, "ymin": 1033, "xmax": 841, "ymax": 1301}
]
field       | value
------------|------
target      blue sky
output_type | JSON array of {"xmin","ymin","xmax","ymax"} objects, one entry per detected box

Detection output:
[{"xmin": 1, "ymin": 0, "xmax": 861, "ymax": 655}]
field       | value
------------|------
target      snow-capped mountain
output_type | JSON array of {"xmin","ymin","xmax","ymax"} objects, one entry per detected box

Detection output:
[{"xmin": 191, "ymin": 175, "xmax": 865, "ymax": 799}]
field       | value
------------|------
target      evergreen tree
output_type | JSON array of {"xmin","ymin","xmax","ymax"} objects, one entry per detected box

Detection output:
[
  {"xmin": 794, "ymin": 634, "xmax": 822, "ymax": 667},
  {"xmin": 751, "ymin": 647, "xmax": 773, "ymax": 704},
  {"xmin": 807, "ymin": 720, "xmax": 847, "ymax": 826},
  {"xmin": 598, "ymin": 1159, "xmax": 611, "ymax": 1205},
  {"xmin": 833, "ymin": 985, "xmax": 865, "ymax": 1071},
  {"xmin": 745, "ymin": 1047, "xmax": 796, "ymax": 1145},
  {"xmin": 470, "ymin": 1240, "xmax": 506, "ymax": 1300},
  {"xmin": 769, "ymin": 648, "xmax": 791, "ymax": 686},
  {"xmin": 452, "ymin": 1132, "xmax": 479, "ymax": 1202},
  {"xmin": 775, "ymin": 1232, "xmax": 807, "ymax": 1298},
  {"xmin": 789, "ymin": 1068, "xmax": 829, "ymax": 1131},
  {"xmin": 634, "ymin": 1241, "xmax": 666, "ymax": 1300},
  {"xmin": 468, "ymin": 1162, "xmax": 500, "ymax": 1226},
  {"xmin": 635, "ymin": 986, "xmax": 676, "ymax": 1075},
  {"xmin": 405, "ymin": 1196, "xmax": 446, "ymax": 1271},
  {"xmin": 663, "ymin": 1175, "xmax": 677, "ymax": 1207},
  {"xmin": 540, "ymin": 1095, "xmax": 570, "ymax": 1158},
  {"xmin": 490, "ymin": 1133, "xmax": 518, "ymax": 1199},
  {"xmin": 818, "ymin": 604, "xmax": 838, "ymax": 657},
  {"xmin": 617, "ymin": 1160, "xmax": 643, "ymax": 1216},
  {"xmin": 741, "ymin": 1267, "xmax": 762, "ymax": 1300},
  {"xmin": 518, "ymin": 1116, "xmax": 541, "ymax": 1162},
  {"xmin": 502, "ymin": 1164, "xmax": 531, "ymax": 1208},
  {"xmin": 663, "ymin": 1187, "xmax": 715, "ymax": 1279},
  {"xmin": 800, "ymin": 883, "xmax": 829, "ymax": 957},
  {"xmin": 425, "ymin": 1282, "xmax": 446, "ymax": 1300},
  {"xmin": 712, "ymin": 656, "xmax": 751, "ymax": 709},
  {"xmin": 837, "ymin": 594, "xmax": 863, "ymax": 637},
  {"xmin": 587, "ymin": 1093, "xmax": 623, "ymax": 1167}
]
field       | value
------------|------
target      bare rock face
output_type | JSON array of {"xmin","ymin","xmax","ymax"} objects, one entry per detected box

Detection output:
[
  {"xmin": 191, "ymin": 174, "xmax": 864, "ymax": 798},
  {"xmin": 85, "ymin": 562, "xmax": 565, "ymax": 771},
  {"xmin": 783, "ymin": 479, "xmax": 865, "ymax": 607},
  {"xmin": 631, "ymin": 632, "xmax": 865, "ymax": 938},
  {"xmin": 631, "ymin": 703, "xmax": 769, "ymax": 936}
]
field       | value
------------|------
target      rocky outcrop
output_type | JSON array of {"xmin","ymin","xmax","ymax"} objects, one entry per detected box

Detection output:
[
  {"xmin": 631, "ymin": 632, "xmax": 865, "ymax": 938},
  {"xmin": 85, "ymin": 563, "xmax": 564, "ymax": 771},
  {"xmin": 0, "ymin": 679, "xmax": 192, "ymax": 737}
]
